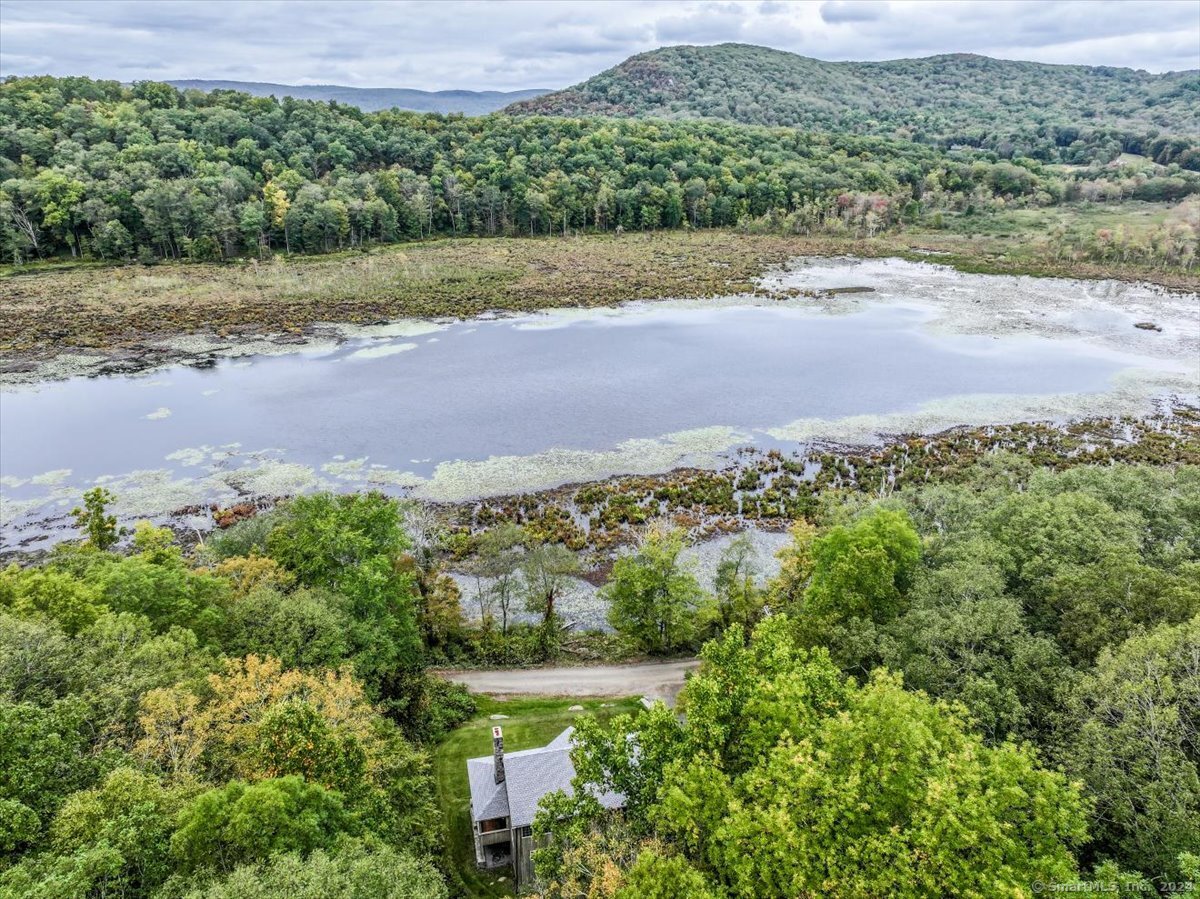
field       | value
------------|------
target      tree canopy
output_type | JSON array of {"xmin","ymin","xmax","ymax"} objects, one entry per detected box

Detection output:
[
  {"xmin": 0, "ymin": 490, "xmax": 470, "ymax": 899},
  {"xmin": 4, "ymin": 74, "xmax": 1195, "ymax": 266},
  {"xmin": 539, "ymin": 619, "xmax": 1089, "ymax": 898}
]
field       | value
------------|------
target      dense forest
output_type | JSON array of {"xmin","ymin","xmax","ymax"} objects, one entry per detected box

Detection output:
[
  {"xmin": 509, "ymin": 44, "xmax": 1200, "ymax": 167},
  {"xmin": 2, "ymin": 459, "xmax": 1197, "ymax": 897},
  {"xmin": 533, "ymin": 462, "xmax": 1200, "ymax": 897},
  {"xmin": 2, "ymin": 75, "xmax": 1197, "ymax": 266},
  {"xmin": 0, "ymin": 491, "xmax": 473, "ymax": 898}
]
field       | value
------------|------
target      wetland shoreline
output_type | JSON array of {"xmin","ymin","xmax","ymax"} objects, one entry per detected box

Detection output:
[
  {"xmin": 3, "ymin": 229, "xmax": 1198, "ymax": 386},
  {"xmin": 4, "ymin": 405, "xmax": 1198, "ymax": 562}
]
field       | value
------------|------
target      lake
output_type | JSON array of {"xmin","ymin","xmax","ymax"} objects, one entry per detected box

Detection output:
[{"xmin": 2, "ymin": 258, "xmax": 1195, "ymax": 546}]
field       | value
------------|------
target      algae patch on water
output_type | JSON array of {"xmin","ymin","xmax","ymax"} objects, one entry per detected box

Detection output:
[
  {"xmin": 346, "ymin": 342, "xmax": 419, "ymax": 360},
  {"xmin": 411, "ymin": 426, "xmax": 751, "ymax": 503}
]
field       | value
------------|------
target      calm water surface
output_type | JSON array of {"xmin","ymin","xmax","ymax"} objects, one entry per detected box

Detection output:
[{"xmin": 0, "ymin": 301, "xmax": 1160, "ymax": 542}]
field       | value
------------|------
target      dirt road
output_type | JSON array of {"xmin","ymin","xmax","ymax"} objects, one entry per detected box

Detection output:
[{"xmin": 438, "ymin": 658, "xmax": 700, "ymax": 706}]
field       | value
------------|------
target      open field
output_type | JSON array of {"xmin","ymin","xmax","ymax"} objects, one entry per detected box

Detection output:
[
  {"xmin": 933, "ymin": 199, "xmax": 1185, "ymax": 244},
  {"xmin": 433, "ymin": 695, "xmax": 642, "ymax": 898},
  {"xmin": 2, "ymin": 208, "xmax": 1196, "ymax": 367},
  {"xmin": 0, "ymin": 231, "xmax": 811, "ymax": 355}
]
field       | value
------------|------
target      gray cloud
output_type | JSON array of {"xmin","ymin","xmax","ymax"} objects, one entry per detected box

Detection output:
[
  {"xmin": 115, "ymin": 60, "xmax": 168, "ymax": 71},
  {"xmin": 0, "ymin": 0, "xmax": 1195, "ymax": 92},
  {"xmin": 656, "ymin": 10, "xmax": 748, "ymax": 43},
  {"xmin": 820, "ymin": 1, "xmax": 890, "ymax": 24}
]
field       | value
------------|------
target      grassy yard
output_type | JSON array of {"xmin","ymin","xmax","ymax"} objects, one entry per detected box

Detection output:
[{"xmin": 434, "ymin": 695, "xmax": 643, "ymax": 898}]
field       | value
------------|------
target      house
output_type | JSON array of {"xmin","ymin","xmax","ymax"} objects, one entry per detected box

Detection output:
[{"xmin": 467, "ymin": 725, "xmax": 625, "ymax": 889}]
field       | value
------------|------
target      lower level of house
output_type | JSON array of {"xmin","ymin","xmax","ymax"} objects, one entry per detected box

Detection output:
[{"xmin": 474, "ymin": 818, "xmax": 535, "ymax": 886}]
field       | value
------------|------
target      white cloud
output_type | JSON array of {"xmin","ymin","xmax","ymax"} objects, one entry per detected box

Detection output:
[{"xmin": 0, "ymin": 0, "xmax": 1194, "ymax": 90}]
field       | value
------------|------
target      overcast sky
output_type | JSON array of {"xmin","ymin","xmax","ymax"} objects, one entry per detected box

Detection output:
[{"xmin": 1, "ymin": 0, "xmax": 1197, "ymax": 92}]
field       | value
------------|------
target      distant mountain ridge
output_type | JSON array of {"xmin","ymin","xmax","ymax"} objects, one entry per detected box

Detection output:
[
  {"xmin": 506, "ymin": 44, "xmax": 1199, "ymax": 149},
  {"xmin": 169, "ymin": 80, "xmax": 551, "ymax": 114}
]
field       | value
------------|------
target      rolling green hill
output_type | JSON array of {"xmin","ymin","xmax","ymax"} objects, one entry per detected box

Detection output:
[{"xmin": 507, "ymin": 43, "xmax": 1200, "ymax": 164}]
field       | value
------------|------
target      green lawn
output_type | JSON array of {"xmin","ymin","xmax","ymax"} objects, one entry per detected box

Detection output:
[{"xmin": 434, "ymin": 695, "xmax": 642, "ymax": 898}]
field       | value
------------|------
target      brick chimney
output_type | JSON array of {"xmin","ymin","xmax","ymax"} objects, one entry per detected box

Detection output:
[{"xmin": 492, "ymin": 726, "xmax": 505, "ymax": 784}]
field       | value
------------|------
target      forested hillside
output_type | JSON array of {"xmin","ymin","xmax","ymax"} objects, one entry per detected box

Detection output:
[
  {"xmin": 168, "ymin": 80, "xmax": 550, "ymax": 115},
  {"xmin": 508, "ymin": 44, "xmax": 1200, "ymax": 166},
  {"xmin": 2, "ymin": 75, "xmax": 1197, "ymax": 266},
  {"xmin": 3, "ymin": 460, "xmax": 1198, "ymax": 896}
]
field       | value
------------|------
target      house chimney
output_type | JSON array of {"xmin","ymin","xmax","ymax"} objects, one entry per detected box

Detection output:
[{"xmin": 492, "ymin": 726, "xmax": 505, "ymax": 784}]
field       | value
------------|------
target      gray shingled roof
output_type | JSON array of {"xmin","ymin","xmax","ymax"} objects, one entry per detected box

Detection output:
[
  {"xmin": 467, "ymin": 726, "xmax": 625, "ymax": 829},
  {"xmin": 467, "ymin": 757, "xmax": 510, "ymax": 821}
]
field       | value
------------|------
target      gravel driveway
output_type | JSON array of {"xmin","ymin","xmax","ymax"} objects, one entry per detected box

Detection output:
[{"xmin": 438, "ymin": 658, "xmax": 700, "ymax": 705}]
